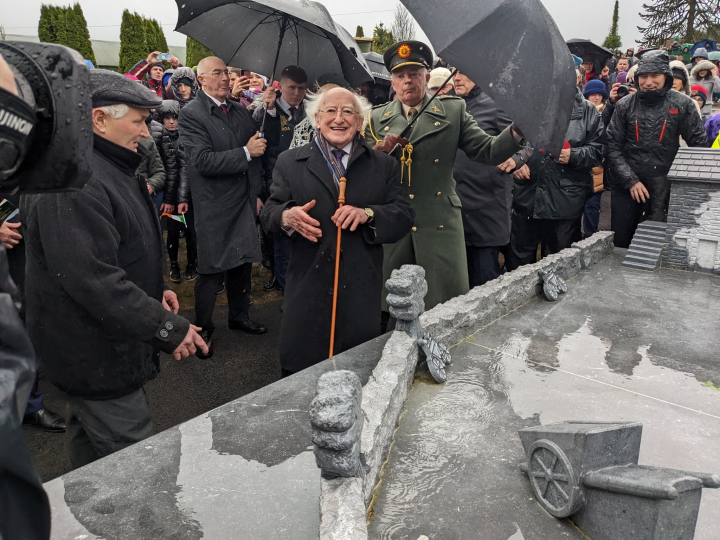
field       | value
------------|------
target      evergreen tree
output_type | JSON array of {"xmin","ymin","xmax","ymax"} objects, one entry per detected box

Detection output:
[
  {"xmin": 53, "ymin": 6, "xmax": 69, "ymax": 46},
  {"xmin": 153, "ymin": 20, "xmax": 169, "ymax": 53},
  {"xmin": 638, "ymin": 0, "xmax": 720, "ymax": 45},
  {"xmin": 119, "ymin": 10, "xmax": 147, "ymax": 73},
  {"xmin": 66, "ymin": 4, "xmax": 96, "ymax": 65},
  {"xmin": 186, "ymin": 36, "xmax": 213, "ymax": 68},
  {"xmin": 602, "ymin": 0, "xmax": 622, "ymax": 50},
  {"xmin": 372, "ymin": 23, "xmax": 394, "ymax": 55},
  {"xmin": 38, "ymin": 5, "xmax": 57, "ymax": 43},
  {"xmin": 356, "ymin": 26, "xmax": 364, "ymax": 38},
  {"xmin": 144, "ymin": 18, "xmax": 161, "ymax": 55}
]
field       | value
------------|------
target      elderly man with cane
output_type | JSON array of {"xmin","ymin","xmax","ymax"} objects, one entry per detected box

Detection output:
[{"xmin": 262, "ymin": 87, "xmax": 414, "ymax": 377}]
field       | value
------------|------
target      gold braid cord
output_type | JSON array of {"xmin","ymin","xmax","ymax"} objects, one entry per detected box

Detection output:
[{"xmin": 400, "ymin": 143, "xmax": 414, "ymax": 186}]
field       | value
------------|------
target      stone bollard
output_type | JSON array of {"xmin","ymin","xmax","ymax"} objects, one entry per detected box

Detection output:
[
  {"xmin": 310, "ymin": 370, "xmax": 365, "ymax": 479},
  {"xmin": 385, "ymin": 264, "xmax": 427, "ymax": 339}
]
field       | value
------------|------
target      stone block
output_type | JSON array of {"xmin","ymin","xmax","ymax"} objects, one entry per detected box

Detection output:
[{"xmin": 319, "ymin": 477, "xmax": 368, "ymax": 540}]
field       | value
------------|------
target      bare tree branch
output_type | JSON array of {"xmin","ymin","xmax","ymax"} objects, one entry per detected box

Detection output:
[
  {"xmin": 390, "ymin": 4, "xmax": 416, "ymax": 43},
  {"xmin": 638, "ymin": 0, "xmax": 720, "ymax": 45}
]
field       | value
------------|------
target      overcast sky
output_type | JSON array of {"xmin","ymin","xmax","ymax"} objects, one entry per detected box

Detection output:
[{"xmin": 4, "ymin": 0, "xmax": 648, "ymax": 49}]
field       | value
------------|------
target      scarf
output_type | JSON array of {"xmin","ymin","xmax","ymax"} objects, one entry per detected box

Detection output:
[{"xmin": 314, "ymin": 131, "xmax": 359, "ymax": 192}]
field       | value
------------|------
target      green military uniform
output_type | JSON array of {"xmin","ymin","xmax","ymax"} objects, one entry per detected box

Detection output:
[{"xmin": 366, "ymin": 41, "xmax": 523, "ymax": 310}]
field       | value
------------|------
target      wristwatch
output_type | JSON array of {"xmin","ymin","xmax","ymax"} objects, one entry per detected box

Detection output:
[{"xmin": 364, "ymin": 207, "xmax": 375, "ymax": 223}]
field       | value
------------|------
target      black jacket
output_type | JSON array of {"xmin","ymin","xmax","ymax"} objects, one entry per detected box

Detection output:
[
  {"xmin": 454, "ymin": 87, "xmax": 513, "ymax": 247},
  {"xmin": 179, "ymin": 90, "xmax": 263, "ymax": 273},
  {"xmin": 261, "ymin": 138, "xmax": 414, "ymax": 373},
  {"xmin": 513, "ymin": 89, "xmax": 604, "ymax": 220},
  {"xmin": 606, "ymin": 72, "xmax": 706, "ymax": 188},
  {"xmin": 157, "ymin": 127, "xmax": 188, "ymax": 206},
  {"xmin": 20, "ymin": 135, "xmax": 190, "ymax": 399}
]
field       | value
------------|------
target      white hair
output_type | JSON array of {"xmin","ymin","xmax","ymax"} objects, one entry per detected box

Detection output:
[
  {"xmin": 305, "ymin": 87, "xmax": 372, "ymax": 131},
  {"xmin": 98, "ymin": 104, "xmax": 130, "ymax": 119}
]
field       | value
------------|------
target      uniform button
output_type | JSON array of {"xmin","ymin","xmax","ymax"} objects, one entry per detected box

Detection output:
[
  {"xmin": 434, "ymin": 159, "xmax": 439, "ymax": 164},
  {"xmin": 165, "ymin": 321, "xmax": 173, "ymax": 330},
  {"xmin": 160, "ymin": 329, "xmax": 169, "ymax": 338},
  {"xmin": 412, "ymin": 226, "xmax": 417, "ymax": 232},
  {"xmin": 435, "ymin": 122, "xmax": 440, "ymax": 126},
  {"xmin": 409, "ymin": 194, "xmax": 415, "ymax": 199},
  {"xmin": 438, "ymin": 225, "xmax": 444, "ymax": 230},
  {"xmin": 384, "ymin": 126, "xmax": 390, "ymax": 131},
  {"xmin": 436, "ymin": 191, "xmax": 442, "ymax": 196}
]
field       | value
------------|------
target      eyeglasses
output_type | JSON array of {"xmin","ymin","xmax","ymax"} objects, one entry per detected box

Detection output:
[
  {"xmin": 201, "ymin": 69, "xmax": 230, "ymax": 77},
  {"xmin": 318, "ymin": 108, "xmax": 359, "ymax": 118}
]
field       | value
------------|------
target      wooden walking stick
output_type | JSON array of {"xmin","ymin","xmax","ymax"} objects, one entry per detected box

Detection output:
[{"xmin": 329, "ymin": 175, "xmax": 347, "ymax": 364}]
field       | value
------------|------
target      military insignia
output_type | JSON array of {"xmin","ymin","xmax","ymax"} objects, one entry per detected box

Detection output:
[
  {"xmin": 398, "ymin": 44, "xmax": 412, "ymax": 59},
  {"xmin": 433, "ymin": 106, "xmax": 441, "ymax": 113},
  {"xmin": 384, "ymin": 111, "xmax": 393, "ymax": 117}
]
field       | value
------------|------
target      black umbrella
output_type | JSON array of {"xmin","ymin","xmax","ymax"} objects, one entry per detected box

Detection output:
[
  {"xmin": 174, "ymin": 0, "xmax": 373, "ymax": 88},
  {"xmin": 400, "ymin": 0, "xmax": 576, "ymax": 156},
  {"xmin": 363, "ymin": 52, "xmax": 391, "ymax": 82},
  {"xmin": 567, "ymin": 38, "xmax": 613, "ymax": 75}
]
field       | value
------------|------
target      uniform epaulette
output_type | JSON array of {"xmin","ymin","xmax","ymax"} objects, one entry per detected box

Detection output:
[
  {"xmin": 438, "ymin": 95, "xmax": 462, "ymax": 100},
  {"xmin": 372, "ymin": 102, "xmax": 391, "ymax": 109}
]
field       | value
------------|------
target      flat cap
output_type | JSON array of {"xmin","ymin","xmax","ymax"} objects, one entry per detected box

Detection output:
[
  {"xmin": 383, "ymin": 40, "xmax": 433, "ymax": 72},
  {"xmin": 90, "ymin": 69, "xmax": 162, "ymax": 109}
]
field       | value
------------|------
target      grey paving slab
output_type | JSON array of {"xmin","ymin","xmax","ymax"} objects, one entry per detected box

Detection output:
[{"xmin": 369, "ymin": 252, "xmax": 720, "ymax": 540}]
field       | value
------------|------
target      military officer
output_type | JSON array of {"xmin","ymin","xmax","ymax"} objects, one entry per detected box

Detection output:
[{"xmin": 366, "ymin": 41, "xmax": 526, "ymax": 310}]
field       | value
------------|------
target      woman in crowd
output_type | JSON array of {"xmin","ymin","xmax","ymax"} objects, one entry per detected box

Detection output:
[
  {"xmin": 670, "ymin": 60, "xmax": 691, "ymax": 95},
  {"xmin": 689, "ymin": 60, "xmax": 720, "ymax": 118},
  {"xmin": 170, "ymin": 67, "xmax": 197, "ymax": 108},
  {"xmin": 582, "ymin": 79, "xmax": 611, "ymax": 237}
]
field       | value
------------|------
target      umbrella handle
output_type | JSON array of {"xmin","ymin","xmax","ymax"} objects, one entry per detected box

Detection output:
[{"xmin": 329, "ymin": 176, "xmax": 347, "ymax": 363}]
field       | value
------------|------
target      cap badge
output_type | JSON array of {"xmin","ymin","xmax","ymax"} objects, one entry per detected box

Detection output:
[{"xmin": 398, "ymin": 44, "xmax": 412, "ymax": 59}]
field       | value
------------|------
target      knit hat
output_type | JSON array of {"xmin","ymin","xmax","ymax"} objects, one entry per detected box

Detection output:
[
  {"xmin": 177, "ymin": 77, "xmax": 194, "ymax": 87},
  {"xmin": 669, "ymin": 60, "xmax": 690, "ymax": 94},
  {"xmin": 428, "ymin": 67, "xmax": 454, "ymax": 90},
  {"xmin": 691, "ymin": 84, "xmax": 708, "ymax": 106},
  {"xmin": 692, "ymin": 47, "xmax": 709, "ymax": 60},
  {"xmin": 583, "ymin": 79, "xmax": 608, "ymax": 100},
  {"xmin": 92, "ymin": 70, "xmax": 162, "ymax": 109}
]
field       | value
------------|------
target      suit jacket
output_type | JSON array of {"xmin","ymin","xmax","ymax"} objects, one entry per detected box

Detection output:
[
  {"xmin": 261, "ymin": 138, "xmax": 414, "ymax": 373},
  {"xmin": 179, "ymin": 90, "xmax": 262, "ymax": 273},
  {"xmin": 365, "ymin": 94, "xmax": 522, "ymax": 310}
]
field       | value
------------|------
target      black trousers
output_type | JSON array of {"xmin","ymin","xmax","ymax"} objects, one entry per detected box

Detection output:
[
  {"xmin": 194, "ymin": 263, "xmax": 252, "ymax": 336},
  {"xmin": 611, "ymin": 176, "xmax": 670, "ymax": 249},
  {"xmin": 466, "ymin": 246, "xmax": 502, "ymax": 288},
  {"xmin": 166, "ymin": 205, "xmax": 197, "ymax": 267},
  {"xmin": 506, "ymin": 214, "xmax": 579, "ymax": 271}
]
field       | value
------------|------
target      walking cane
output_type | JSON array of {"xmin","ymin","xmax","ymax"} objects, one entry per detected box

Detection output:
[{"xmin": 329, "ymin": 175, "xmax": 347, "ymax": 366}]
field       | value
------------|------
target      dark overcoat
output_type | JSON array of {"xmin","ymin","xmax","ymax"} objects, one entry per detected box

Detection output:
[
  {"xmin": 261, "ymin": 138, "xmax": 414, "ymax": 373},
  {"xmin": 454, "ymin": 87, "xmax": 514, "ymax": 247},
  {"xmin": 20, "ymin": 135, "xmax": 190, "ymax": 400},
  {"xmin": 179, "ymin": 90, "xmax": 262, "ymax": 274}
]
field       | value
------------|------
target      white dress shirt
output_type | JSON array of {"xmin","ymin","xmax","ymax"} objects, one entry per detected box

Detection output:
[{"xmin": 205, "ymin": 93, "xmax": 252, "ymax": 162}]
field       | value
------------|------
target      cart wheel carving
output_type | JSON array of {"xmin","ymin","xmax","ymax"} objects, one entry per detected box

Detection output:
[{"xmin": 527, "ymin": 439, "xmax": 583, "ymax": 518}]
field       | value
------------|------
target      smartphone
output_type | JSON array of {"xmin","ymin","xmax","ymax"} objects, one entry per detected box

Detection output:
[{"xmin": 157, "ymin": 53, "xmax": 172, "ymax": 61}]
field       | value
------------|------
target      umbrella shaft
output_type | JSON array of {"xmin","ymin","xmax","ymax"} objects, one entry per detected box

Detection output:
[{"xmin": 260, "ymin": 15, "xmax": 290, "ymax": 136}]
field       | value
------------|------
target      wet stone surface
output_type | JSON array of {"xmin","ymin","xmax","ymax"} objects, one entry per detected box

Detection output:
[{"xmin": 368, "ymin": 251, "xmax": 720, "ymax": 540}]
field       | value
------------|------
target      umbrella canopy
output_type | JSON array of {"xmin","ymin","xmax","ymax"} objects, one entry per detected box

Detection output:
[
  {"xmin": 174, "ymin": 0, "xmax": 373, "ymax": 87},
  {"xmin": 364, "ymin": 52, "xmax": 391, "ymax": 82},
  {"xmin": 400, "ymin": 0, "xmax": 576, "ymax": 156},
  {"xmin": 567, "ymin": 38, "xmax": 613, "ymax": 74}
]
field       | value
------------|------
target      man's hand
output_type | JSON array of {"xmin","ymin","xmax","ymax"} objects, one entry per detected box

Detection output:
[
  {"xmin": 609, "ymin": 82, "xmax": 638, "ymax": 103},
  {"xmin": 331, "ymin": 206, "xmax": 368, "ymax": 231},
  {"xmin": 160, "ymin": 203, "xmax": 175, "ymax": 215},
  {"xmin": 262, "ymin": 86, "xmax": 277, "ymax": 110},
  {"xmin": 497, "ymin": 157, "xmax": 517, "ymax": 173},
  {"xmin": 256, "ymin": 198, "xmax": 263, "ymax": 216},
  {"xmin": 0, "ymin": 221, "xmax": 22, "ymax": 249},
  {"xmin": 513, "ymin": 164, "xmax": 531, "ymax": 181},
  {"xmin": 146, "ymin": 180, "xmax": 153, "ymax": 194},
  {"xmin": 231, "ymin": 76, "xmax": 251, "ymax": 98},
  {"xmin": 630, "ymin": 181, "xmax": 650, "ymax": 203},
  {"xmin": 373, "ymin": 133, "xmax": 409, "ymax": 154},
  {"xmin": 170, "ymin": 55, "xmax": 181, "ymax": 69},
  {"xmin": 281, "ymin": 200, "xmax": 322, "ymax": 242},
  {"xmin": 162, "ymin": 290, "xmax": 180, "ymax": 314},
  {"xmin": 146, "ymin": 51, "xmax": 162, "ymax": 65},
  {"xmin": 172, "ymin": 324, "xmax": 208, "ymax": 360},
  {"xmin": 246, "ymin": 132, "xmax": 267, "ymax": 158},
  {"xmin": 178, "ymin": 203, "xmax": 189, "ymax": 214},
  {"xmin": 556, "ymin": 147, "xmax": 571, "ymax": 165}
]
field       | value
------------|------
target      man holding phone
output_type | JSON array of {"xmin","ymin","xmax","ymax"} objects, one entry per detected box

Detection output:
[{"xmin": 128, "ymin": 50, "xmax": 182, "ymax": 97}]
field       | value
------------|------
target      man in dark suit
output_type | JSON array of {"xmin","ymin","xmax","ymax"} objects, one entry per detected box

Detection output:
[
  {"xmin": 262, "ymin": 87, "xmax": 414, "ymax": 376},
  {"xmin": 179, "ymin": 57, "xmax": 269, "ymax": 358}
]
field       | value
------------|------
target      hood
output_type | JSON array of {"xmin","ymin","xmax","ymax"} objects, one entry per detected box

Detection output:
[
  {"xmin": 691, "ymin": 60, "xmax": 716, "ymax": 80},
  {"xmin": 635, "ymin": 50, "xmax": 673, "ymax": 91},
  {"xmin": 158, "ymin": 99, "xmax": 181, "ymax": 118},
  {"xmin": 170, "ymin": 67, "xmax": 198, "ymax": 108},
  {"xmin": 670, "ymin": 60, "xmax": 690, "ymax": 94},
  {"xmin": 692, "ymin": 47, "xmax": 709, "ymax": 60}
]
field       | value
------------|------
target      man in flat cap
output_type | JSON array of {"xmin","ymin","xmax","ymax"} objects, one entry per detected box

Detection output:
[
  {"xmin": 365, "ymin": 41, "xmax": 526, "ymax": 312},
  {"xmin": 21, "ymin": 70, "xmax": 207, "ymax": 468}
]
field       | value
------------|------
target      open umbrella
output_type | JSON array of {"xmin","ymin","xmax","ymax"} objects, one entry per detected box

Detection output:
[
  {"xmin": 174, "ymin": 0, "xmax": 373, "ymax": 88},
  {"xmin": 400, "ymin": 0, "xmax": 576, "ymax": 156},
  {"xmin": 363, "ymin": 51, "xmax": 391, "ymax": 82},
  {"xmin": 566, "ymin": 38, "xmax": 613, "ymax": 75}
]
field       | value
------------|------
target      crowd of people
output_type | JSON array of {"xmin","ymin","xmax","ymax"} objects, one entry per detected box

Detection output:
[{"xmin": 1, "ymin": 37, "xmax": 713, "ymax": 469}]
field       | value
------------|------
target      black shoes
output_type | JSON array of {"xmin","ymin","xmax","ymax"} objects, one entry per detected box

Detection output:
[
  {"xmin": 195, "ymin": 331, "xmax": 214, "ymax": 359},
  {"xmin": 23, "ymin": 408, "xmax": 67, "ymax": 433},
  {"xmin": 170, "ymin": 262, "xmax": 182, "ymax": 283},
  {"xmin": 263, "ymin": 275, "xmax": 277, "ymax": 290},
  {"xmin": 216, "ymin": 280, "xmax": 226, "ymax": 295},
  {"xmin": 229, "ymin": 319, "xmax": 267, "ymax": 334},
  {"xmin": 185, "ymin": 264, "xmax": 198, "ymax": 281}
]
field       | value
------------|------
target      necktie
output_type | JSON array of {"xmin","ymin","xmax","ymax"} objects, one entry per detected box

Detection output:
[
  {"xmin": 288, "ymin": 106, "xmax": 297, "ymax": 123},
  {"xmin": 331, "ymin": 148, "xmax": 346, "ymax": 177},
  {"xmin": 220, "ymin": 104, "xmax": 228, "ymax": 115},
  {"xmin": 407, "ymin": 107, "xmax": 418, "ymax": 120}
]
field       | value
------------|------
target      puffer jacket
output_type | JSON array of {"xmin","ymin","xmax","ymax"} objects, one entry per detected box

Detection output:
[
  {"xmin": 137, "ymin": 137, "xmax": 166, "ymax": 194},
  {"xmin": 155, "ymin": 100, "xmax": 188, "ymax": 205},
  {"xmin": 689, "ymin": 60, "xmax": 720, "ymax": 116},
  {"xmin": 607, "ymin": 50, "xmax": 707, "ymax": 189},
  {"xmin": 513, "ymin": 89, "xmax": 604, "ymax": 220}
]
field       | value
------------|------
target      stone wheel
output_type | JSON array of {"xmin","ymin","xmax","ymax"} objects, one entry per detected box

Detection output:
[{"xmin": 527, "ymin": 440, "xmax": 583, "ymax": 518}]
